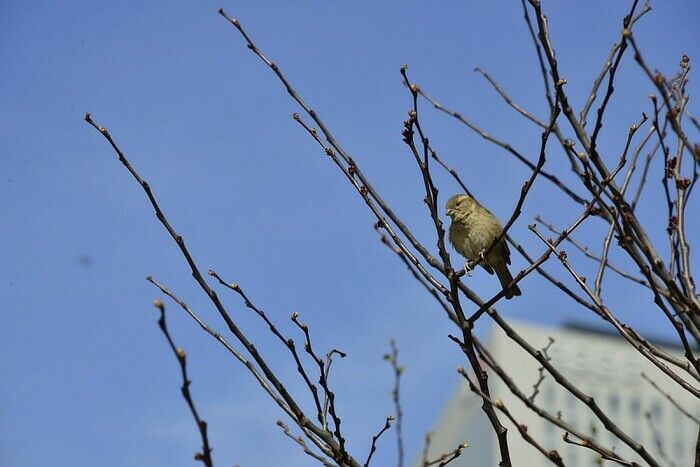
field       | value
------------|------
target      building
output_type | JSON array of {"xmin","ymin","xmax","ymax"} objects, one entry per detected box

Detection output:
[{"xmin": 423, "ymin": 320, "xmax": 699, "ymax": 466}]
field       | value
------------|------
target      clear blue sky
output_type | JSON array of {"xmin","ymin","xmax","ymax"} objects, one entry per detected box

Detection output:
[{"xmin": 2, "ymin": 1, "xmax": 698, "ymax": 466}]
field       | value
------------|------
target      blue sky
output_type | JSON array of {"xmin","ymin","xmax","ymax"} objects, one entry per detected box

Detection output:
[{"xmin": 2, "ymin": 1, "xmax": 698, "ymax": 466}]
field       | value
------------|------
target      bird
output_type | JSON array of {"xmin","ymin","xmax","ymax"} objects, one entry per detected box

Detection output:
[{"xmin": 445, "ymin": 194, "xmax": 522, "ymax": 299}]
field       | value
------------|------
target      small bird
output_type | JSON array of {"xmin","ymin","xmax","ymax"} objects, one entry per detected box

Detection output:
[{"xmin": 445, "ymin": 194, "xmax": 522, "ymax": 299}]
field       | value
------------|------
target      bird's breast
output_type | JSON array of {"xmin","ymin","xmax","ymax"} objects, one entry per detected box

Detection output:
[{"xmin": 449, "ymin": 214, "xmax": 500, "ymax": 260}]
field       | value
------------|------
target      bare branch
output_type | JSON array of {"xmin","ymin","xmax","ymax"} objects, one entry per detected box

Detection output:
[
  {"xmin": 208, "ymin": 270, "xmax": 325, "ymax": 427},
  {"xmin": 475, "ymin": 338, "xmax": 638, "ymax": 466},
  {"xmin": 535, "ymin": 215, "xmax": 648, "ymax": 288},
  {"xmin": 400, "ymin": 66, "xmax": 513, "ymax": 467},
  {"xmin": 530, "ymin": 225, "xmax": 700, "ymax": 399},
  {"xmin": 422, "ymin": 442, "xmax": 469, "ymax": 467},
  {"xmin": 644, "ymin": 410, "xmax": 676, "ymax": 467},
  {"xmin": 153, "ymin": 300, "xmax": 214, "ymax": 467},
  {"xmin": 562, "ymin": 432, "xmax": 637, "ymax": 467},
  {"xmin": 629, "ymin": 36, "xmax": 700, "ymax": 165},
  {"xmin": 384, "ymin": 340, "xmax": 404, "ymax": 467},
  {"xmin": 147, "ymin": 277, "xmax": 300, "ymax": 423},
  {"xmin": 467, "ymin": 137, "xmax": 630, "ymax": 324},
  {"xmin": 641, "ymin": 373, "xmax": 700, "ymax": 424},
  {"xmin": 277, "ymin": 420, "xmax": 335, "ymax": 467},
  {"xmin": 459, "ymin": 86, "xmax": 562, "ymax": 277},
  {"xmin": 474, "ymin": 67, "xmax": 548, "ymax": 128},
  {"xmin": 416, "ymin": 87, "xmax": 587, "ymax": 207},
  {"xmin": 579, "ymin": 1, "xmax": 652, "ymax": 127},
  {"xmin": 292, "ymin": 313, "xmax": 349, "ymax": 459},
  {"xmin": 458, "ymin": 367, "xmax": 564, "ymax": 466},
  {"xmin": 420, "ymin": 432, "xmax": 433, "ymax": 467},
  {"xmin": 363, "ymin": 416, "xmax": 394, "ymax": 467},
  {"xmin": 519, "ymin": 0, "xmax": 554, "ymax": 111},
  {"xmin": 529, "ymin": 337, "xmax": 554, "ymax": 403},
  {"xmin": 84, "ymin": 114, "xmax": 358, "ymax": 466}
]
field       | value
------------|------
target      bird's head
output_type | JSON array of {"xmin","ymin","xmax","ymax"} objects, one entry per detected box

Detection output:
[{"xmin": 445, "ymin": 194, "xmax": 476, "ymax": 219}]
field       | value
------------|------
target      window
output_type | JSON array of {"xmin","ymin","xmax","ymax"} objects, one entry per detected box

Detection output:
[
  {"xmin": 629, "ymin": 397, "xmax": 640, "ymax": 417},
  {"xmin": 673, "ymin": 437, "xmax": 685, "ymax": 460}
]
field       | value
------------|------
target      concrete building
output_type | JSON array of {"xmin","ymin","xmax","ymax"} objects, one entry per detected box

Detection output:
[{"xmin": 423, "ymin": 320, "xmax": 699, "ymax": 466}]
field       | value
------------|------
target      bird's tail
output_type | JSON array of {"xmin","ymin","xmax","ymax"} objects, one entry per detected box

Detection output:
[{"xmin": 495, "ymin": 264, "xmax": 522, "ymax": 299}]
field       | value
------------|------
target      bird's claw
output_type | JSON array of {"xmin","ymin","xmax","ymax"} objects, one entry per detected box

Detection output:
[{"xmin": 462, "ymin": 261, "xmax": 473, "ymax": 276}]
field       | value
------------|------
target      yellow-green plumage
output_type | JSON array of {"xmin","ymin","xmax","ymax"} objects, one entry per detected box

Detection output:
[{"xmin": 445, "ymin": 194, "xmax": 522, "ymax": 299}]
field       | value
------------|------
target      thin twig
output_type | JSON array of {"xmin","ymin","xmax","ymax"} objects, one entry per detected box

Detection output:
[
  {"xmin": 422, "ymin": 442, "xmax": 469, "ymax": 467},
  {"xmin": 524, "ymin": 0, "xmax": 695, "ymax": 322},
  {"xmin": 292, "ymin": 313, "xmax": 348, "ymax": 460},
  {"xmin": 562, "ymin": 433, "xmax": 636, "ymax": 467},
  {"xmin": 84, "ymin": 114, "xmax": 356, "ymax": 466},
  {"xmin": 459, "ymin": 85, "xmax": 562, "ymax": 276},
  {"xmin": 420, "ymin": 432, "xmax": 433, "ymax": 467},
  {"xmin": 400, "ymin": 66, "xmax": 513, "ymax": 467},
  {"xmin": 641, "ymin": 373, "xmax": 700, "ymax": 424},
  {"xmin": 429, "ymin": 147, "xmax": 599, "ymax": 311},
  {"xmin": 416, "ymin": 87, "xmax": 586, "ymax": 207},
  {"xmin": 475, "ymin": 338, "xmax": 639, "ymax": 467},
  {"xmin": 519, "ymin": 0, "xmax": 554, "ymax": 111},
  {"xmin": 529, "ymin": 337, "xmax": 554, "ymax": 403},
  {"xmin": 292, "ymin": 111, "xmax": 449, "ymax": 299},
  {"xmin": 695, "ymin": 427, "xmax": 700, "ymax": 467},
  {"xmin": 467, "ymin": 138, "xmax": 630, "ymax": 324},
  {"xmin": 322, "ymin": 349, "xmax": 347, "ymax": 431},
  {"xmin": 147, "ymin": 277, "xmax": 301, "ymax": 423},
  {"xmin": 219, "ymin": 8, "xmax": 457, "ymax": 314},
  {"xmin": 208, "ymin": 270, "xmax": 326, "ymax": 427},
  {"xmin": 629, "ymin": 35, "xmax": 700, "ymax": 166},
  {"xmin": 363, "ymin": 416, "xmax": 394, "ymax": 467},
  {"xmin": 384, "ymin": 340, "xmax": 404, "ymax": 467},
  {"xmin": 594, "ymin": 116, "xmax": 653, "ymax": 295},
  {"xmin": 534, "ymin": 215, "xmax": 648, "ymax": 288},
  {"xmin": 375, "ymin": 226, "xmax": 458, "ymax": 324},
  {"xmin": 530, "ymin": 225, "xmax": 700, "ymax": 399},
  {"xmin": 645, "ymin": 411, "xmax": 676, "ymax": 467},
  {"xmin": 474, "ymin": 67, "xmax": 548, "ymax": 128},
  {"xmin": 277, "ymin": 420, "xmax": 335, "ymax": 467},
  {"xmin": 153, "ymin": 300, "xmax": 214, "ymax": 467},
  {"xmin": 485, "ymin": 303, "xmax": 660, "ymax": 466},
  {"xmin": 457, "ymin": 366, "xmax": 564, "ymax": 466},
  {"xmin": 579, "ymin": 1, "xmax": 652, "ymax": 127}
]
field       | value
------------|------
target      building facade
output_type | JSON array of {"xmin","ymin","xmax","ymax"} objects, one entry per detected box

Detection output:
[{"xmin": 424, "ymin": 320, "xmax": 699, "ymax": 466}]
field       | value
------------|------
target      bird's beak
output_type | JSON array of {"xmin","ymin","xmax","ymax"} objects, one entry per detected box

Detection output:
[{"xmin": 445, "ymin": 209, "xmax": 453, "ymax": 217}]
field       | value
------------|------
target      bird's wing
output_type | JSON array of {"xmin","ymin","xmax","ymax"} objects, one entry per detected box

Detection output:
[
  {"xmin": 502, "ymin": 239, "xmax": 512, "ymax": 265},
  {"xmin": 482, "ymin": 263, "xmax": 495, "ymax": 275}
]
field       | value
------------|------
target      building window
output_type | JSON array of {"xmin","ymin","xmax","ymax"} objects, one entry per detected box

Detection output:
[
  {"xmin": 543, "ymin": 383, "xmax": 554, "ymax": 404},
  {"xmin": 608, "ymin": 393, "xmax": 620, "ymax": 414},
  {"xmin": 567, "ymin": 444, "xmax": 579, "ymax": 467},
  {"xmin": 673, "ymin": 437, "xmax": 685, "ymax": 460},
  {"xmin": 629, "ymin": 397, "xmax": 640, "ymax": 417}
]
